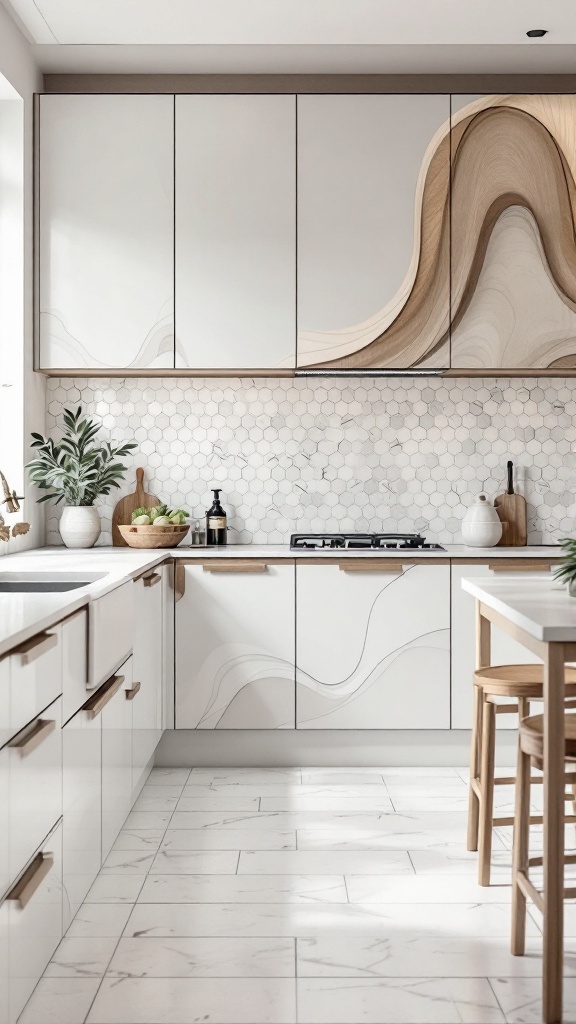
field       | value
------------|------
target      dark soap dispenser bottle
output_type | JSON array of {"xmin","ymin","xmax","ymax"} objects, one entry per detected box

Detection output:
[{"xmin": 206, "ymin": 489, "xmax": 227, "ymax": 546}]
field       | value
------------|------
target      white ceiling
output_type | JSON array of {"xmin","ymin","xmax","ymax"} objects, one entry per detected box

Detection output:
[{"xmin": 3, "ymin": 0, "xmax": 576, "ymax": 73}]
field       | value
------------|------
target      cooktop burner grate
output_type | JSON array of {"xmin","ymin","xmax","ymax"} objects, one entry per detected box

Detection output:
[{"xmin": 290, "ymin": 533, "xmax": 445, "ymax": 551}]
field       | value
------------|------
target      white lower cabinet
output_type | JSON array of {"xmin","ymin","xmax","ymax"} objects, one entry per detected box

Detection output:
[
  {"xmin": 62, "ymin": 702, "xmax": 101, "ymax": 931},
  {"xmin": 101, "ymin": 658, "xmax": 133, "ymax": 860},
  {"xmin": 8, "ymin": 627, "xmax": 61, "ymax": 736},
  {"xmin": 451, "ymin": 564, "xmax": 542, "ymax": 729},
  {"xmin": 132, "ymin": 570, "xmax": 163, "ymax": 795},
  {"xmin": 296, "ymin": 562, "xmax": 451, "ymax": 728},
  {"xmin": 0, "ymin": 895, "xmax": 8, "ymax": 1024},
  {"xmin": 8, "ymin": 696, "xmax": 62, "ymax": 884},
  {"xmin": 0, "ymin": 746, "xmax": 8, "ymax": 904},
  {"xmin": 61, "ymin": 609, "xmax": 88, "ymax": 723},
  {"xmin": 176, "ymin": 562, "xmax": 296, "ymax": 728},
  {"xmin": 7, "ymin": 821, "xmax": 63, "ymax": 1024}
]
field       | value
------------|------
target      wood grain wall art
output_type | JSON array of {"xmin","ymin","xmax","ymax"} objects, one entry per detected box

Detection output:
[{"xmin": 298, "ymin": 94, "xmax": 576, "ymax": 371}]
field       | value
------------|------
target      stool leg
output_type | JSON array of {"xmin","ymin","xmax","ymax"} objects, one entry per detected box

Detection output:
[
  {"xmin": 467, "ymin": 685, "xmax": 483, "ymax": 852},
  {"xmin": 478, "ymin": 698, "xmax": 496, "ymax": 886},
  {"xmin": 512, "ymin": 701, "xmax": 531, "ymax": 956}
]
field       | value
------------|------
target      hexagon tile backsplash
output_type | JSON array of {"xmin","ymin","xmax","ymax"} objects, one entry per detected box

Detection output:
[{"xmin": 45, "ymin": 377, "xmax": 576, "ymax": 546}]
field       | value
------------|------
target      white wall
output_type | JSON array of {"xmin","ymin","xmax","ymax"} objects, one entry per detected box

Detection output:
[{"xmin": 0, "ymin": 2, "xmax": 43, "ymax": 554}]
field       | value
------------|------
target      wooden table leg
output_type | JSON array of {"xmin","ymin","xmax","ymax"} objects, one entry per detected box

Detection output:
[{"xmin": 542, "ymin": 643, "xmax": 565, "ymax": 1024}]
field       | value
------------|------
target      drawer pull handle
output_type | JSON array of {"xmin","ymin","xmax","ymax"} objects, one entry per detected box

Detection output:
[
  {"xmin": 10, "ymin": 717, "xmax": 56, "ymax": 758},
  {"xmin": 83, "ymin": 674, "xmax": 125, "ymax": 719},
  {"xmin": 12, "ymin": 631, "xmax": 58, "ymax": 666},
  {"xmin": 125, "ymin": 680, "xmax": 141, "ymax": 700},
  {"xmin": 7, "ymin": 852, "xmax": 54, "ymax": 910},
  {"xmin": 488, "ymin": 563, "xmax": 552, "ymax": 573},
  {"xmin": 339, "ymin": 562, "xmax": 407, "ymax": 573},
  {"xmin": 203, "ymin": 563, "xmax": 268, "ymax": 573},
  {"xmin": 143, "ymin": 573, "xmax": 161, "ymax": 588}
]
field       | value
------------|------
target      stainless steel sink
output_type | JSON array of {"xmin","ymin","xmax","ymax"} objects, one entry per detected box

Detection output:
[{"xmin": 0, "ymin": 572, "xmax": 106, "ymax": 593}]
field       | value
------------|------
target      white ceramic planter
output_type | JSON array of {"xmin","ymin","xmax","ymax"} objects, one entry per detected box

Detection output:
[
  {"xmin": 59, "ymin": 505, "xmax": 101, "ymax": 549},
  {"xmin": 461, "ymin": 495, "xmax": 503, "ymax": 547}
]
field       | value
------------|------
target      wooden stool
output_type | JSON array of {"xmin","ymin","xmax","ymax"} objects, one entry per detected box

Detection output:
[
  {"xmin": 511, "ymin": 714, "xmax": 576, "ymax": 970},
  {"xmin": 467, "ymin": 664, "xmax": 576, "ymax": 886}
]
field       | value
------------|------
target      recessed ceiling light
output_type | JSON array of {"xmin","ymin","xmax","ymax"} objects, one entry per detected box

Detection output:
[{"xmin": 526, "ymin": 28, "xmax": 548, "ymax": 38}]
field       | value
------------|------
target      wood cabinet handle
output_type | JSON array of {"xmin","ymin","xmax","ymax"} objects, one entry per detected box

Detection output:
[
  {"xmin": 7, "ymin": 852, "xmax": 54, "ymax": 909},
  {"xmin": 339, "ymin": 562, "xmax": 407, "ymax": 573},
  {"xmin": 11, "ymin": 631, "xmax": 58, "ymax": 666},
  {"xmin": 83, "ymin": 674, "xmax": 125, "ymax": 719},
  {"xmin": 203, "ymin": 563, "xmax": 269, "ymax": 573},
  {"xmin": 125, "ymin": 680, "xmax": 141, "ymax": 700},
  {"xmin": 143, "ymin": 572, "xmax": 161, "ymax": 588},
  {"xmin": 488, "ymin": 563, "xmax": 552, "ymax": 573},
  {"xmin": 10, "ymin": 717, "xmax": 56, "ymax": 758}
]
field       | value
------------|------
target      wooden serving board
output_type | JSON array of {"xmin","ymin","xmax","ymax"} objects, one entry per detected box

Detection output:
[
  {"xmin": 494, "ymin": 462, "xmax": 527, "ymax": 546},
  {"xmin": 112, "ymin": 467, "xmax": 159, "ymax": 547}
]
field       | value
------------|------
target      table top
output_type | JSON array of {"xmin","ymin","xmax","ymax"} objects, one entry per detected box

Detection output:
[{"xmin": 461, "ymin": 574, "xmax": 576, "ymax": 643}]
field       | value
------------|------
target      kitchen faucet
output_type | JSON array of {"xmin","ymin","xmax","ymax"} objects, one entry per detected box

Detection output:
[{"xmin": 0, "ymin": 469, "xmax": 28, "ymax": 541}]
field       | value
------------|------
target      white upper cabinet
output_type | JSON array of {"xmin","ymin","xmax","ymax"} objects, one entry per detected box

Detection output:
[
  {"xmin": 175, "ymin": 95, "xmax": 296, "ymax": 370},
  {"xmin": 297, "ymin": 94, "xmax": 451, "ymax": 371},
  {"xmin": 39, "ymin": 94, "xmax": 174, "ymax": 370}
]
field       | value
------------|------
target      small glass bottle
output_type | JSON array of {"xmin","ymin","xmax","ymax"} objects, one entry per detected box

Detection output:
[{"xmin": 206, "ymin": 489, "xmax": 227, "ymax": 546}]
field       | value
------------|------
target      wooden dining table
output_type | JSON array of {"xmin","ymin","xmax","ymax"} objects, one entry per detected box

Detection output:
[{"xmin": 462, "ymin": 573, "xmax": 576, "ymax": 1024}]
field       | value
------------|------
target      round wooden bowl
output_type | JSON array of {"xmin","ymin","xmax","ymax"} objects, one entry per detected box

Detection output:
[{"xmin": 118, "ymin": 524, "xmax": 190, "ymax": 549}]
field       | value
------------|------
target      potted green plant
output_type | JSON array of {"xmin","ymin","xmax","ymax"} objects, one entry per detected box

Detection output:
[
  {"xmin": 553, "ymin": 537, "xmax": 576, "ymax": 596},
  {"xmin": 27, "ymin": 405, "xmax": 136, "ymax": 548}
]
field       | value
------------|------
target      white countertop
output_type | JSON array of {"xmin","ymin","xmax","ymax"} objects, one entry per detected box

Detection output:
[
  {"xmin": 461, "ymin": 574, "xmax": 576, "ymax": 643},
  {"xmin": 0, "ymin": 542, "xmax": 562, "ymax": 659}
]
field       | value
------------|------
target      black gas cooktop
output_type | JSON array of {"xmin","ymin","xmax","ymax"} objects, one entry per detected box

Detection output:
[{"xmin": 290, "ymin": 533, "xmax": 445, "ymax": 551}]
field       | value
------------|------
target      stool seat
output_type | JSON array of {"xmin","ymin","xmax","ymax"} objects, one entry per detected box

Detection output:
[
  {"xmin": 474, "ymin": 664, "xmax": 576, "ymax": 699},
  {"xmin": 520, "ymin": 713, "xmax": 576, "ymax": 762}
]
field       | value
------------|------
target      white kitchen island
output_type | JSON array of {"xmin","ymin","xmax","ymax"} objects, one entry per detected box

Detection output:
[{"xmin": 462, "ymin": 574, "xmax": 576, "ymax": 1024}]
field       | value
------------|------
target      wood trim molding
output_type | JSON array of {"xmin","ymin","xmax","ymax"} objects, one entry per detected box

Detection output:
[
  {"xmin": 36, "ymin": 367, "xmax": 296, "ymax": 378},
  {"xmin": 43, "ymin": 74, "xmax": 576, "ymax": 95}
]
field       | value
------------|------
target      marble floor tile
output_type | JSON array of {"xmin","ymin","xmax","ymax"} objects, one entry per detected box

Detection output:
[
  {"xmin": 107, "ymin": 935, "xmax": 295, "ymax": 977},
  {"xmin": 296, "ymin": 977, "xmax": 505, "ymax": 1023},
  {"xmin": 301, "ymin": 769, "xmax": 388, "ymax": 784},
  {"xmin": 382, "ymin": 775, "xmax": 467, "ymax": 791},
  {"xmin": 176, "ymin": 794, "xmax": 262, "ymax": 811},
  {"xmin": 170, "ymin": 809, "xmax": 413, "ymax": 830},
  {"xmin": 16, "ymin": 978, "xmax": 101, "ymax": 1024},
  {"xmin": 260, "ymin": 795, "xmax": 395, "ymax": 811},
  {"xmin": 296, "ymin": 936, "xmax": 574, "ymax": 978},
  {"xmin": 66, "ymin": 904, "xmax": 133, "ymax": 938},
  {"xmin": 131, "ymin": 794, "xmax": 180, "ymax": 813},
  {"xmin": 181, "ymin": 782, "xmax": 390, "ymax": 799},
  {"xmin": 138, "ymin": 872, "xmax": 347, "ymax": 904},
  {"xmin": 147, "ymin": 768, "xmax": 190, "ymax": 786},
  {"xmin": 124, "ymin": 900, "xmax": 536, "ymax": 939},
  {"xmin": 345, "ymin": 874, "xmax": 517, "ymax": 905},
  {"xmin": 296, "ymin": 826, "xmax": 473, "ymax": 851},
  {"xmin": 160, "ymin": 828, "xmax": 296, "ymax": 850},
  {"xmin": 87, "ymin": 977, "xmax": 297, "ymax": 1023},
  {"xmin": 111, "ymin": 828, "xmax": 166, "ymax": 852},
  {"xmin": 85, "ymin": 874, "xmax": 146, "ymax": 904},
  {"xmin": 44, "ymin": 936, "xmax": 119, "ymax": 978},
  {"xmin": 123, "ymin": 810, "xmax": 174, "ymax": 830},
  {"xmin": 186, "ymin": 767, "xmax": 302, "ymax": 785},
  {"xmin": 408, "ymin": 846, "xmax": 512, "ymax": 877},
  {"xmin": 237, "ymin": 850, "xmax": 413, "ymax": 875},
  {"xmin": 149, "ymin": 849, "xmax": 240, "ymax": 873},
  {"xmin": 380, "ymin": 766, "xmax": 462, "ymax": 778},
  {"xmin": 489, "ymin": 975, "xmax": 576, "ymax": 1023},
  {"xmin": 101, "ymin": 851, "xmax": 156, "ymax": 874},
  {"xmin": 135, "ymin": 784, "xmax": 185, "ymax": 800}
]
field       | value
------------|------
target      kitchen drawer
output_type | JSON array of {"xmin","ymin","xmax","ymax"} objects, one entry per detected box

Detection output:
[
  {"xmin": 9, "ymin": 697, "xmax": 62, "ymax": 883},
  {"xmin": 0, "ymin": 746, "xmax": 8, "ymax": 902},
  {"xmin": 62, "ymin": 697, "xmax": 101, "ymax": 930},
  {"xmin": 89, "ymin": 581, "xmax": 134, "ymax": 688},
  {"xmin": 0, "ymin": 655, "xmax": 9, "ymax": 749},
  {"xmin": 100, "ymin": 657, "xmax": 133, "ymax": 859},
  {"xmin": 7, "ymin": 821, "xmax": 63, "ymax": 1024},
  {"xmin": 0, "ymin": 895, "xmax": 8, "ymax": 1024},
  {"xmin": 62, "ymin": 609, "xmax": 88, "ymax": 723},
  {"xmin": 8, "ymin": 626, "xmax": 62, "ymax": 735}
]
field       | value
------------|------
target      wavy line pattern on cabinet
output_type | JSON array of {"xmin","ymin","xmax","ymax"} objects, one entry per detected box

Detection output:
[
  {"xmin": 299, "ymin": 94, "xmax": 576, "ymax": 370},
  {"xmin": 296, "ymin": 564, "xmax": 450, "ymax": 729}
]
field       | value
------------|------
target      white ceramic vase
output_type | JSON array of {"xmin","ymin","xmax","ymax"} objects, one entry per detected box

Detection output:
[
  {"xmin": 461, "ymin": 494, "xmax": 503, "ymax": 547},
  {"xmin": 59, "ymin": 505, "xmax": 101, "ymax": 549}
]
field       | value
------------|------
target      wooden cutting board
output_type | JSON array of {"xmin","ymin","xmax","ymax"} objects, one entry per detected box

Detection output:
[
  {"xmin": 494, "ymin": 461, "xmax": 527, "ymax": 546},
  {"xmin": 112, "ymin": 467, "xmax": 159, "ymax": 547}
]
